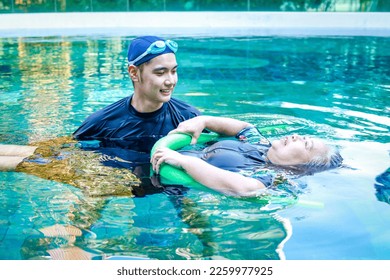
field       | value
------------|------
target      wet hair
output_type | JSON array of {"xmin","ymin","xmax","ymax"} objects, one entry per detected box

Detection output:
[{"xmin": 297, "ymin": 146, "xmax": 343, "ymax": 175}]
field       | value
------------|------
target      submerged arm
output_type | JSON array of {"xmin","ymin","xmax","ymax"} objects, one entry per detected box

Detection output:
[{"xmin": 151, "ymin": 148, "xmax": 265, "ymax": 197}]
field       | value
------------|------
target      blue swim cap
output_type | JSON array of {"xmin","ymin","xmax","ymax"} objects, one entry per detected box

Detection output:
[{"xmin": 127, "ymin": 36, "xmax": 177, "ymax": 66}]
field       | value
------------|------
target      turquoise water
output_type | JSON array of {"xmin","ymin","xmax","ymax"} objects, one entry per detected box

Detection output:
[{"xmin": 0, "ymin": 36, "xmax": 389, "ymax": 260}]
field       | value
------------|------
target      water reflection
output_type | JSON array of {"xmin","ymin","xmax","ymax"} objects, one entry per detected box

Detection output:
[
  {"xmin": 14, "ymin": 168, "xmax": 292, "ymax": 260},
  {"xmin": 0, "ymin": 36, "xmax": 388, "ymax": 144},
  {"xmin": 4, "ymin": 135, "xmax": 296, "ymax": 259}
]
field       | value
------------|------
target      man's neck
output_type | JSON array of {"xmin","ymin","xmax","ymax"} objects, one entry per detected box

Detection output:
[{"xmin": 131, "ymin": 94, "xmax": 163, "ymax": 113}]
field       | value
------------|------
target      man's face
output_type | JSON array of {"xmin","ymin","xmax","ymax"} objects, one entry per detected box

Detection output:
[{"xmin": 135, "ymin": 53, "xmax": 178, "ymax": 105}]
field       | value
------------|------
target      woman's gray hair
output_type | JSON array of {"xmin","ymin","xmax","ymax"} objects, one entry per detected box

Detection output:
[{"xmin": 300, "ymin": 146, "xmax": 343, "ymax": 173}]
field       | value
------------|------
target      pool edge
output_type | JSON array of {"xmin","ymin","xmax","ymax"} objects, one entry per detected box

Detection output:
[{"xmin": 0, "ymin": 12, "xmax": 389, "ymax": 37}]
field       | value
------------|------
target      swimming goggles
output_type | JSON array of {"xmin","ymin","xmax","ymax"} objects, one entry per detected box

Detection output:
[{"xmin": 128, "ymin": 40, "xmax": 178, "ymax": 66}]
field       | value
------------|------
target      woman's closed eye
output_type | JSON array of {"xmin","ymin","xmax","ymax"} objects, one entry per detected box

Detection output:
[
  {"xmin": 303, "ymin": 137, "xmax": 310, "ymax": 150},
  {"xmin": 305, "ymin": 139, "xmax": 314, "ymax": 150}
]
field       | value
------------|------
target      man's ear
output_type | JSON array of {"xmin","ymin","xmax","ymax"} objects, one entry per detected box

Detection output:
[{"xmin": 128, "ymin": 65, "xmax": 139, "ymax": 82}]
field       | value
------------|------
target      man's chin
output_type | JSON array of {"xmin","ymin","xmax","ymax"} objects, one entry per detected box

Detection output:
[{"xmin": 160, "ymin": 93, "xmax": 172, "ymax": 101}]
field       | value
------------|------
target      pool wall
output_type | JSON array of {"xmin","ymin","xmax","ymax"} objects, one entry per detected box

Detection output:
[{"xmin": 0, "ymin": 12, "xmax": 389, "ymax": 37}]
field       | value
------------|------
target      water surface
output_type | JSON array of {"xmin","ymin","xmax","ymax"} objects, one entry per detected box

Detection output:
[{"xmin": 0, "ymin": 35, "xmax": 389, "ymax": 259}]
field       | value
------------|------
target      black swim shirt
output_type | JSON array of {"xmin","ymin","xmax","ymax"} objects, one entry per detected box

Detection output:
[
  {"xmin": 73, "ymin": 96, "xmax": 200, "ymax": 152},
  {"xmin": 180, "ymin": 127, "xmax": 274, "ymax": 188}
]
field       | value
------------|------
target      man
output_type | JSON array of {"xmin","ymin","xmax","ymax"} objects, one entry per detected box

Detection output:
[
  {"xmin": 73, "ymin": 36, "xmax": 200, "ymax": 153},
  {"xmin": 0, "ymin": 36, "xmax": 199, "ymax": 192}
]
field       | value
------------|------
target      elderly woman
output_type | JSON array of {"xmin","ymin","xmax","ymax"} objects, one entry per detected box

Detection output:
[{"xmin": 151, "ymin": 116, "xmax": 343, "ymax": 197}]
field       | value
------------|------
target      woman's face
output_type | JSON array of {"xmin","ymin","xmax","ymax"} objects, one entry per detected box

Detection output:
[{"xmin": 266, "ymin": 134, "xmax": 329, "ymax": 166}]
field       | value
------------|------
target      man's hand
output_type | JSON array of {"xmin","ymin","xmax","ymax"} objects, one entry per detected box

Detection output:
[{"xmin": 168, "ymin": 116, "xmax": 206, "ymax": 144}]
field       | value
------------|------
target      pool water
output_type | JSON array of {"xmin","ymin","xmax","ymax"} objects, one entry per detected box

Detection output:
[{"xmin": 0, "ymin": 35, "xmax": 389, "ymax": 260}]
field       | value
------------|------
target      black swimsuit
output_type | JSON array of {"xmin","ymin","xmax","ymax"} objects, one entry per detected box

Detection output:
[{"xmin": 180, "ymin": 137, "xmax": 274, "ymax": 188}]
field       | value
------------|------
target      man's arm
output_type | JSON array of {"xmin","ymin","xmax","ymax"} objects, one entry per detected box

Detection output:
[{"xmin": 169, "ymin": 116, "xmax": 252, "ymax": 144}]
